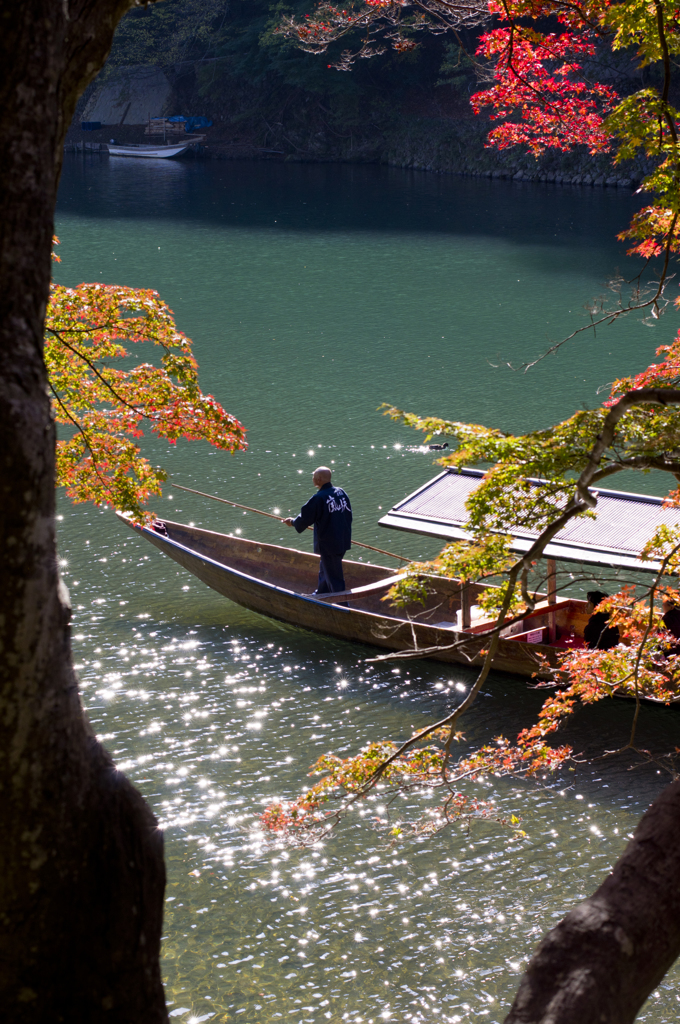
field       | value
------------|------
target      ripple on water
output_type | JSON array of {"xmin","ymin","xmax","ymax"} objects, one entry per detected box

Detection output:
[
  {"xmin": 55, "ymin": 159, "xmax": 680, "ymax": 1022},
  {"xmin": 66, "ymin": 599, "xmax": 680, "ymax": 1024}
]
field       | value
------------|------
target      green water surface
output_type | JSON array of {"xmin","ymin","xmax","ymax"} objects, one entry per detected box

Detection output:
[{"xmin": 53, "ymin": 156, "xmax": 679, "ymax": 1024}]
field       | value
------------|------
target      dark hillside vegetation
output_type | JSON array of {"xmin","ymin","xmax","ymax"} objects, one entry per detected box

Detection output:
[
  {"xmin": 98, "ymin": 0, "xmax": 479, "ymax": 159},
  {"xmin": 72, "ymin": 0, "xmax": 655, "ymax": 181}
]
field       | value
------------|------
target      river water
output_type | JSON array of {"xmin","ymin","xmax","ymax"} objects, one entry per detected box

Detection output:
[{"xmin": 54, "ymin": 156, "xmax": 679, "ymax": 1023}]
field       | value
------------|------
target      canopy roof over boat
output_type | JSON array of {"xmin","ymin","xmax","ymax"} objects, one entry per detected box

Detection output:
[{"xmin": 378, "ymin": 468, "xmax": 680, "ymax": 572}]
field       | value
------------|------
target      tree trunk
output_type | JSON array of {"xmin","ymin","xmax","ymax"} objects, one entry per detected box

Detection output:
[
  {"xmin": 505, "ymin": 778, "xmax": 680, "ymax": 1024},
  {"xmin": 0, "ymin": 1, "xmax": 167, "ymax": 1020}
]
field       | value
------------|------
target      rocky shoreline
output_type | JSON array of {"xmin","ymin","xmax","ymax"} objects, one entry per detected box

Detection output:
[{"xmin": 377, "ymin": 114, "xmax": 649, "ymax": 188}]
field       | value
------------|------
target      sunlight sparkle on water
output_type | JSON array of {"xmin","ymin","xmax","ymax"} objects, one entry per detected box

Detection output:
[
  {"xmin": 64, "ymin": 603, "xmax": 672, "ymax": 1022},
  {"xmin": 55, "ymin": 159, "xmax": 679, "ymax": 1023}
]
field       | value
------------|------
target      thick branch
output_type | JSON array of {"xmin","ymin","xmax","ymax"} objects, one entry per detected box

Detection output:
[
  {"xmin": 49, "ymin": 329, "xmax": 148, "ymax": 418},
  {"xmin": 576, "ymin": 388, "xmax": 680, "ymax": 506},
  {"xmin": 505, "ymin": 779, "xmax": 680, "ymax": 1023}
]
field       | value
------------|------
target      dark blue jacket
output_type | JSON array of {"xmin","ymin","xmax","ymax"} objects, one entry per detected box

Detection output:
[{"xmin": 292, "ymin": 483, "xmax": 352, "ymax": 555}]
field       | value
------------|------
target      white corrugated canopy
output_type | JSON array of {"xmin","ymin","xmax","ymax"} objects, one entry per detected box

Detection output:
[{"xmin": 378, "ymin": 468, "xmax": 680, "ymax": 572}]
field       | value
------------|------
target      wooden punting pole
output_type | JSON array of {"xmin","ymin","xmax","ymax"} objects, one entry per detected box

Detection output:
[
  {"xmin": 171, "ymin": 483, "xmax": 412, "ymax": 563},
  {"xmin": 547, "ymin": 558, "xmax": 557, "ymax": 642}
]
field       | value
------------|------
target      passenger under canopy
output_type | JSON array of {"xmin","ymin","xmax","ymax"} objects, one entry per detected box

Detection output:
[{"xmin": 378, "ymin": 468, "xmax": 680, "ymax": 573}]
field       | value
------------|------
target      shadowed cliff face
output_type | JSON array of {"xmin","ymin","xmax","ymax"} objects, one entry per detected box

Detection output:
[{"xmin": 81, "ymin": 65, "xmax": 174, "ymax": 125}]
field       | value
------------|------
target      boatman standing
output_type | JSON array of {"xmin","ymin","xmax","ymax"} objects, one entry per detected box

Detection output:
[{"xmin": 283, "ymin": 467, "xmax": 352, "ymax": 594}]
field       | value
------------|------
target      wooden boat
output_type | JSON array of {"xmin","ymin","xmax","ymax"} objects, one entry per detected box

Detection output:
[
  {"xmin": 107, "ymin": 142, "xmax": 191, "ymax": 159},
  {"xmin": 120, "ymin": 515, "xmax": 596, "ymax": 678}
]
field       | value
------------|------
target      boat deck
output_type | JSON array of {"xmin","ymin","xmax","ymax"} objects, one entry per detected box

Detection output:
[
  {"xmin": 159, "ymin": 520, "xmax": 395, "ymax": 595},
  {"xmin": 151, "ymin": 519, "xmax": 590, "ymax": 647}
]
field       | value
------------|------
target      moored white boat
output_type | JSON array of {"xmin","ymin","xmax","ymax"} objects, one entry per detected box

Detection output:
[{"xmin": 107, "ymin": 142, "xmax": 191, "ymax": 159}]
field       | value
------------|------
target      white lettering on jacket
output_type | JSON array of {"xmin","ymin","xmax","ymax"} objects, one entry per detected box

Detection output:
[{"xmin": 326, "ymin": 495, "xmax": 350, "ymax": 514}]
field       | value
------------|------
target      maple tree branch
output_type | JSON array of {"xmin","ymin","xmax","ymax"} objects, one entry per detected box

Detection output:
[
  {"xmin": 576, "ymin": 388, "xmax": 680, "ymax": 503},
  {"xmin": 628, "ymin": 590, "xmax": 653, "ymax": 745},
  {"xmin": 627, "ymin": 537, "xmax": 680, "ymax": 747},
  {"xmin": 48, "ymin": 383, "xmax": 113, "ymax": 498},
  {"xmin": 376, "ymin": 389, "xmax": 680, "ymax": 670},
  {"xmin": 351, "ymin": 567, "xmax": 521, "ymax": 801},
  {"xmin": 497, "ymin": 4, "xmax": 556, "ymax": 115},
  {"xmin": 288, "ymin": 760, "xmax": 489, "ymax": 847},
  {"xmin": 517, "ymin": 271, "xmax": 675, "ymax": 371},
  {"xmin": 537, "ymin": 0, "xmax": 601, "ymax": 31},
  {"xmin": 656, "ymin": 209, "xmax": 679, "ymax": 300},
  {"xmin": 487, "ymin": 0, "xmax": 608, "ymax": 132},
  {"xmin": 48, "ymin": 328, "xmax": 153, "ymax": 420},
  {"xmin": 655, "ymin": 0, "xmax": 677, "ymax": 142},
  {"xmin": 374, "ymin": 393, "xmax": 680, "ymax": 677},
  {"xmin": 590, "ymin": 457, "xmax": 680, "ymax": 483}
]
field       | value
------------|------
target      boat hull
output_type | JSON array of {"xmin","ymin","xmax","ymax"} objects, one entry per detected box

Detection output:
[
  {"xmin": 107, "ymin": 143, "xmax": 190, "ymax": 158},
  {"xmin": 121, "ymin": 516, "xmax": 563, "ymax": 677}
]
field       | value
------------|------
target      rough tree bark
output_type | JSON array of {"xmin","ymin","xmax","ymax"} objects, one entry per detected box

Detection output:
[
  {"xmin": 0, "ymin": 1, "xmax": 167, "ymax": 1020},
  {"xmin": 505, "ymin": 778, "xmax": 680, "ymax": 1023},
  {"xmin": 3, "ymin": 2, "xmax": 680, "ymax": 1022}
]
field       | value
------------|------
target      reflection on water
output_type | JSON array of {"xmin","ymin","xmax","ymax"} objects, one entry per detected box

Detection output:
[
  {"xmin": 55, "ymin": 158, "xmax": 680, "ymax": 1022},
  {"xmin": 61, "ymin": 505, "xmax": 680, "ymax": 1024},
  {"xmin": 108, "ymin": 155, "xmax": 188, "ymax": 170}
]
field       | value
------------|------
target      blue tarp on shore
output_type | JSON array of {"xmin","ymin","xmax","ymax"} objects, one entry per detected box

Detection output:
[{"xmin": 167, "ymin": 115, "xmax": 213, "ymax": 133}]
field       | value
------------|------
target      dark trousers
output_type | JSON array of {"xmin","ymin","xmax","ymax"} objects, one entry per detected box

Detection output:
[{"xmin": 315, "ymin": 551, "xmax": 346, "ymax": 594}]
